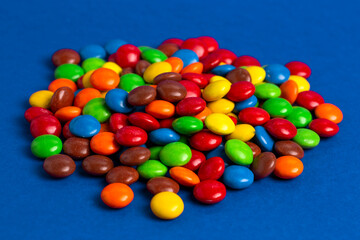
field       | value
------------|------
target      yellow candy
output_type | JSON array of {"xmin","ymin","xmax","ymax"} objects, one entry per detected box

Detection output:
[
  {"xmin": 207, "ymin": 98, "xmax": 234, "ymax": 114},
  {"xmin": 29, "ymin": 90, "xmax": 54, "ymax": 109},
  {"xmin": 100, "ymin": 91, "xmax": 108, "ymax": 98},
  {"xmin": 226, "ymin": 124, "xmax": 255, "ymax": 142},
  {"xmin": 143, "ymin": 62, "xmax": 172, "ymax": 83},
  {"xmin": 288, "ymin": 75, "xmax": 310, "ymax": 92},
  {"xmin": 150, "ymin": 192, "xmax": 184, "ymax": 220},
  {"xmin": 205, "ymin": 113, "xmax": 235, "ymax": 135},
  {"xmin": 202, "ymin": 80, "xmax": 231, "ymax": 102},
  {"xmin": 209, "ymin": 75, "xmax": 229, "ymax": 83},
  {"xmin": 227, "ymin": 112, "xmax": 238, "ymax": 120},
  {"xmin": 82, "ymin": 69, "xmax": 95, "ymax": 88},
  {"xmin": 246, "ymin": 66, "xmax": 266, "ymax": 85},
  {"xmin": 102, "ymin": 62, "xmax": 122, "ymax": 75}
]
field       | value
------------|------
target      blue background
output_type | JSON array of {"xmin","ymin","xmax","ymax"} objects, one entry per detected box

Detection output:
[{"xmin": 1, "ymin": 0, "xmax": 359, "ymax": 239}]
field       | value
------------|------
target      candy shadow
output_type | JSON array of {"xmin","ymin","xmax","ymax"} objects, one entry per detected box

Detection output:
[{"xmin": 93, "ymin": 193, "xmax": 118, "ymax": 212}]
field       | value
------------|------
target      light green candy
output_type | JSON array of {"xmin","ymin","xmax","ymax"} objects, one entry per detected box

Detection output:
[
  {"xmin": 54, "ymin": 64, "xmax": 84, "ymax": 82},
  {"xmin": 82, "ymin": 98, "xmax": 111, "ymax": 123},
  {"xmin": 225, "ymin": 139, "xmax": 253, "ymax": 165},
  {"xmin": 141, "ymin": 48, "xmax": 168, "ymax": 63},
  {"xmin": 293, "ymin": 128, "xmax": 320, "ymax": 149},
  {"xmin": 262, "ymin": 98, "xmax": 293, "ymax": 117},
  {"xmin": 254, "ymin": 83, "xmax": 281, "ymax": 100},
  {"xmin": 119, "ymin": 73, "xmax": 146, "ymax": 92},
  {"xmin": 172, "ymin": 116, "xmax": 203, "ymax": 135},
  {"xmin": 286, "ymin": 107, "xmax": 312, "ymax": 128},
  {"xmin": 137, "ymin": 160, "xmax": 168, "ymax": 179},
  {"xmin": 81, "ymin": 58, "xmax": 105, "ymax": 73},
  {"xmin": 159, "ymin": 142, "xmax": 192, "ymax": 167}
]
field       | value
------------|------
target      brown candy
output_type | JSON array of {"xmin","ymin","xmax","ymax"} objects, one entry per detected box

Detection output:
[
  {"xmin": 51, "ymin": 49, "xmax": 81, "ymax": 67},
  {"xmin": 43, "ymin": 154, "xmax": 76, "ymax": 178},
  {"xmin": 246, "ymin": 142, "xmax": 261, "ymax": 158},
  {"xmin": 82, "ymin": 155, "xmax": 114, "ymax": 176},
  {"xmin": 156, "ymin": 80, "xmax": 187, "ymax": 102},
  {"xmin": 50, "ymin": 87, "xmax": 74, "ymax": 112},
  {"xmin": 157, "ymin": 43, "xmax": 179, "ymax": 57},
  {"xmin": 153, "ymin": 72, "xmax": 182, "ymax": 85},
  {"xmin": 250, "ymin": 152, "xmax": 276, "ymax": 180},
  {"xmin": 274, "ymin": 140, "xmax": 304, "ymax": 159},
  {"xmin": 135, "ymin": 60, "xmax": 151, "ymax": 76},
  {"xmin": 146, "ymin": 177, "xmax": 180, "ymax": 195},
  {"xmin": 106, "ymin": 166, "xmax": 139, "ymax": 185},
  {"xmin": 120, "ymin": 67, "xmax": 134, "ymax": 76},
  {"xmin": 127, "ymin": 86, "xmax": 157, "ymax": 106},
  {"xmin": 120, "ymin": 147, "xmax": 151, "ymax": 166},
  {"xmin": 63, "ymin": 137, "xmax": 90, "ymax": 159},
  {"xmin": 226, "ymin": 68, "xmax": 251, "ymax": 83}
]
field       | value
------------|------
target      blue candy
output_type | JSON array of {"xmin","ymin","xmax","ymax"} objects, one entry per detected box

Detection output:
[
  {"xmin": 254, "ymin": 126, "xmax": 274, "ymax": 151},
  {"xmin": 234, "ymin": 95, "xmax": 258, "ymax": 112},
  {"xmin": 211, "ymin": 64, "xmax": 236, "ymax": 76},
  {"xmin": 105, "ymin": 89, "xmax": 134, "ymax": 113},
  {"xmin": 222, "ymin": 165, "xmax": 254, "ymax": 189},
  {"xmin": 79, "ymin": 44, "xmax": 106, "ymax": 59},
  {"xmin": 69, "ymin": 115, "xmax": 100, "ymax": 138},
  {"xmin": 264, "ymin": 64, "xmax": 290, "ymax": 85},
  {"xmin": 172, "ymin": 49, "xmax": 199, "ymax": 67},
  {"xmin": 104, "ymin": 39, "xmax": 127, "ymax": 55},
  {"xmin": 207, "ymin": 142, "xmax": 233, "ymax": 167},
  {"xmin": 149, "ymin": 128, "xmax": 180, "ymax": 145}
]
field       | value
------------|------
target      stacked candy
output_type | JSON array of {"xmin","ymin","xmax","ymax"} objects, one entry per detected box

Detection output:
[{"xmin": 25, "ymin": 37, "xmax": 343, "ymax": 220}]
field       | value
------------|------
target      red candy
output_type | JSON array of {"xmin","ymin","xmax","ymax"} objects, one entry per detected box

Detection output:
[
  {"xmin": 159, "ymin": 118, "xmax": 175, "ymax": 129},
  {"xmin": 212, "ymin": 49, "xmax": 237, "ymax": 65},
  {"xmin": 200, "ymin": 53, "xmax": 221, "ymax": 72},
  {"xmin": 178, "ymin": 80, "xmax": 201, "ymax": 98},
  {"xmin": 181, "ymin": 38, "xmax": 208, "ymax": 59},
  {"xmin": 24, "ymin": 107, "xmax": 53, "ymax": 122},
  {"xmin": 264, "ymin": 118, "xmax": 297, "ymax": 140},
  {"xmin": 183, "ymin": 149, "xmax": 206, "ymax": 171},
  {"xmin": 193, "ymin": 180, "xmax": 226, "ymax": 204},
  {"xmin": 238, "ymin": 107, "xmax": 270, "ymax": 126},
  {"xmin": 115, "ymin": 126, "xmax": 148, "ymax": 147},
  {"xmin": 309, "ymin": 118, "xmax": 339, "ymax": 137},
  {"xmin": 109, "ymin": 113, "xmax": 129, "ymax": 133},
  {"xmin": 285, "ymin": 61, "xmax": 312, "ymax": 79},
  {"xmin": 162, "ymin": 38, "xmax": 183, "ymax": 47},
  {"xmin": 176, "ymin": 97, "xmax": 206, "ymax": 116},
  {"xmin": 189, "ymin": 130, "xmax": 222, "ymax": 151},
  {"xmin": 30, "ymin": 115, "xmax": 61, "ymax": 138},
  {"xmin": 296, "ymin": 90, "xmax": 325, "ymax": 111},
  {"xmin": 198, "ymin": 157, "xmax": 225, "ymax": 181},
  {"xmin": 62, "ymin": 121, "xmax": 75, "ymax": 139},
  {"xmin": 115, "ymin": 44, "xmax": 141, "ymax": 68},
  {"xmin": 226, "ymin": 81, "xmax": 255, "ymax": 102},
  {"xmin": 182, "ymin": 73, "xmax": 209, "ymax": 88},
  {"xmin": 197, "ymin": 36, "xmax": 219, "ymax": 53},
  {"xmin": 233, "ymin": 55, "xmax": 261, "ymax": 67},
  {"xmin": 128, "ymin": 112, "xmax": 160, "ymax": 131}
]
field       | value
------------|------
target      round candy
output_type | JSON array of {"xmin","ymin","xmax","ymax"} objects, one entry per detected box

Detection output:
[
  {"xmin": 128, "ymin": 112, "xmax": 160, "ymax": 131},
  {"xmin": 120, "ymin": 147, "xmax": 150, "ymax": 166},
  {"xmin": 83, "ymin": 98, "xmax": 111, "ymax": 123},
  {"xmin": 288, "ymin": 75, "xmax": 310, "ymax": 92},
  {"xmin": 162, "ymin": 38, "xmax": 184, "ymax": 46},
  {"xmin": 202, "ymin": 80, "xmax": 231, "ymax": 102},
  {"xmin": 137, "ymin": 160, "xmax": 168, "ymax": 179},
  {"xmin": 285, "ymin": 61, "xmax": 311, "ymax": 79},
  {"xmin": 234, "ymin": 95, "xmax": 258, "ymax": 112},
  {"xmin": 223, "ymin": 165, "xmax": 254, "ymax": 189},
  {"xmin": 104, "ymin": 39, "xmax": 127, "ymax": 55},
  {"xmin": 315, "ymin": 103, "xmax": 343, "ymax": 124},
  {"xmin": 172, "ymin": 49, "xmax": 199, "ymax": 67},
  {"xmin": 54, "ymin": 64, "xmax": 84, "ymax": 82},
  {"xmin": 115, "ymin": 126, "xmax": 148, "ymax": 147},
  {"xmin": 115, "ymin": 44, "xmax": 141, "ymax": 68},
  {"xmin": 29, "ymin": 90, "xmax": 54, "ymax": 109},
  {"xmin": 24, "ymin": 107, "xmax": 53, "ymax": 122},
  {"xmin": 246, "ymin": 142, "xmax": 262, "ymax": 158},
  {"xmin": 264, "ymin": 118, "xmax": 297, "ymax": 140},
  {"xmin": 82, "ymin": 155, "xmax": 114, "ymax": 176},
  {"xmin": 176, "ymin": 97, "xmax": 206, "ymax": 116},
  {"xmin": 309, "ymin": 118, "xmax": 339, "ymax": 137},
  {"xmin": 246, "ymin": 66, "xmax": 266, "ymax": 85},
  {"xmin": 143, "ymin": 62, "xmax": 172, "ymax": 83},
  {"xmin": 157, "ymin": 80, "xmax": 187, "ymax": 102},
  {"xmin": 226, "ymin": 81, "xmax": 255, "ymax": 102},
  {"xmin": 189, "ymin": 130, "xmax": 222, "ymax": 151},
  {"xmin": 212, "ymin": 48, "xmax": 237, "ymax": 64},
  {"xmin": 198, "ymin": 157, "xmax": 225, "ymax": 181},
  {"xmin": 141, "ymin": 48, "xmax": 168, "ymax": 63},
  {"xmin": 293, "ymin": 128, "xmax": 320, "ymax": 149},
  {"xmin": 254, "ymin": 126, "xmax": 274, "ymax": 152},
  {"xmin": 109, "ymin": 113, "xmax": 129, "ymax": 132},
  {"xmin": 262, "ymin": 98, "xmax": 293, "ymax": 118},
  {"xmin": 90, "ymin": 132, "xmax": 120, "ymax": 155},
  {"xmin": 30, "ymin": 115, "xmax": 61, "ymax": 138},
  {"xmin": 106, "ymin": 166, "xmax": 139, "ymax": 185},
  {"xmin": 169, "ymin": 167, "xmax": 200, "ymax": 187},
  {"xmin": 250, "ymin": 152, "xmax": 276, "ymax": 180},
  {"xmin": 205, "ymin": 113, "xmax": 235, "ymax": 135},
  {"xmin": 63, "ymin": 137, "xmax": 90, "ymax": 159},
  {"xmin": 74, "ymin": 88, "xmax": 102, "ymax": 109},
  {"xmin": 69, "ymin": 115, "xmax": 101, "ymax": 138},
  {"xmin": 147, "ymin": 177, "xmax": 180, "ymax": 195},
  {"xmin": 103, "ymin": 62, "xmax": 122, "ymax": 75},
  {"xmin": 54, "ymin": 106, "xmax": 81, "ymax": 122},
  {"xmin": 172, "ymin": 116, "xmax": 203, "ymax": 135},
  {"xmin": 225, "ymin": 139, "xmax": 253, "ymax": 165},
  {"xmin": 274, "ymin": 156, "xmax": 303, "ymax": 179},
  {"xmin": 149, "ymin": 128, "xmax": 180, "ymax": 145},
  {"xmin": 146, "ymin": 100, "xmax": 175, "ymax": 119},
  {"xmin": 225, "ymin": 67, "xmax": 251, "ymax": 83},
  {"xmin": 274, "ymin": 140, "xmax": 304, "ymax": 159},
  {"xmin": 183, "ymin": 149, "xmax": 206, "ymax": 171},
  {"xmin": 150, "ymin": 192, "xmax": 184, "ymax": 220},
  {"xmin": 154, "ymin": 72, "xmax": 182, "ymax": 84},
  {"xmin": 286, "ymin": 106, "xmax": 312, "ymax": 128},
  {"xmin": 101, "ymin": 183, "xmax": 134, "ymax": 208},
  {"xmin": 80, "ymin": 44, "xmax": 106, "ymax": 59},
  {"xmin": 296, "ymin": 90, "xmax": 324, "ymax": 111},
  {"xmin": 193, "ymin": 180, "xmax": 226, "ymax": 204},
  {"xmin": 233, "ymin": 55, "xmax": 261, "ymax": 67},
  {"xmin": 50, "ymin": 87, "xmax": 74, "ymax": 112},
  {"xmin": 52, "ymin": 49, "xmax": 81, "ymax": 66},
  {"xmin": 157, "ymin": 43, "xmax": 179, "ymax": 57},
  {"xmin": 43, "ymin": 154, "xmax": 76, "ymax": 178},
  {"xmin": 280, "ymin": 80, "xmax": 298, "ymax": 104},
  {"xmin": 105, "ymin": 89, "xmax": 133, "ymax": 113},
  {"xmin": 119, "ymin": 73, "xmax": 145, "ymax": 92},
  {"xmin": 264, "ymin": 64, "xmax": 290, "ymax": 85},
  {"xmin": 226, "ymin": 124, "xmax": 255, "ymax": 142},
  {"xmin": 90, "ymin": 68, "xmax": 120, "ymax": 91},
  {"xmin": 197, "ymin": 36, "xmax": 219, "ymax": 52},
  {"xmin": 31, "ymin": 135, "xmax": 62, "ymax": 158},
  {"xmin": 207, "ymin": 99, "xmax": 234, "ymax": 114},
  {"xmin": 159, "ymin": 142, "xmax": 192, "ymax": 167},
  {"xmin": 254, "ymin": 83, "xmax": 281, "ymax": 100},
  {"xmin": 238, "ymin": 107, "xmax": 270, "ymax": 126},
  {"xmin": 181, "ymin": 38, "xmax": 208, "ymax": 59},
  {"xmin": 128, "ymin": 85, "xmax": 157, "ymax": 106}
]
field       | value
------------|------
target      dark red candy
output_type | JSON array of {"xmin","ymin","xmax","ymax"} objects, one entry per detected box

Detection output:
[
  {"xmin": 285, "ymin": 61, "xmax": 312, "ymax": 79},
  {"xmin": 30, "ymin": 115, "xmax": 61, "ymax": 137},
  {"xmin": 296, "ymin": 90, "xmax": 325, "ymax": 111},
  {"xmin": 181, "ymin": 38, "xmax": 208, "ymax": 59},
  {"xmin": 109, "ymin": 113, "xmax": 129, "ymax": 133},
  {"xmin": 226, "ymin": 81, "xmax": 255, "ymax": 102},
  {"xmin": 161, "ymin": 38, "xmax": 183, "ymax": 47},
  {"xmin": 159, "ymin": 118, "xmax": 175, "ymax": 129},
  {"xmin": 250, "ymin": 152, "xmax": 276, "ymax": 180},
  {"xmin": 274, "ymin": 140, "xmax": 304, "ymax": 159},
  {"xmin": 238, "ymin": 107, "xmax": 270, "ymax": 126},
  {"xmin": 212, "ymin": 49, "xmax": 237, "ymax": 65},
  {"xmin": 50, "ymin": 87, "xmax": 74, "ymax": 113},
  {"xmin": 200, "ymin": 52, "xmax": 221, "ymax": 72},
  {"xmin": 157, "ymin": 43, "xmax": 179, "ymax": 57},
  {"xmin": 193, "ymin": 180, "xmax": 226, "ymax": 204},
  {"xmin": 182, "ymin": 73, "xmax": 209, "ymax": 88},
  {"xmin": 24, "ymin": 107, "xmax": 53, "ymax": 122},
  {"xmin": 197, "ymin": 36, "xmax": 219, "ymax": 53},
  {"xmin": 115, "ymin": 44, "xmax": 141, "ymax": 68},
  {"xmin": 233, "ymin": 55, "xmax": 261, "ymax": 67},
  {"xmin": 198, "ymin": 157, "xmax": 225, "ymax": 181},
  {"xmin": 228, "ymin": 115, "xmax": 238, "ymax": 125},
  {"xmin": 264, "ymin": 118, "xmax": 297, "ymax": 139},
  {"xmin": 51, "ymin": 49, "xmax": 81, "ymax": 67},
  {"xmin": 115, "ymin": 126, "xmax": 148, "ymax": 147},
  {"xmin": 189, "ymin": 130, "xmax": 222, "ymax": 151},
  {"xmin": 309, "ymin": 118, "xmax": 339, "ymax": 137},
  {"xmin": 176, "ymin": 97, "xmax": 206, "ymax": 116},
  {"xmin": 246, "ymin": 142, "xmax": 262, "ymax": 158},
  {"xmin": 178, "ymin": 80, "xmax": 201, "ymax": 98},
  {"xmin": 183, "ymin": 149, "xmax": 206, "ymax": 171},
  {"xmin": 128, "ymin": 112, "xmax": 160, "ymax": 131},
  {"xmin": 108, "ymin": 53, "xmax": 116, "ymax": 62},
  {"xmin": 62, "ymin": 121, "xmax": 75, "ymax": 138},
  {"xmin": 77, "ymin": 76, "xmax": 84, "ymax": 89}
]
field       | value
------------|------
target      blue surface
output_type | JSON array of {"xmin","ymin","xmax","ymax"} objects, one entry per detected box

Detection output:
[{"xmin": 0, "ymin": 0, "xmax": 359, "ymax": 239}]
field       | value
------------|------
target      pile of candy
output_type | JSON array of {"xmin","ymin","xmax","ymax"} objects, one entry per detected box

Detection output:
[{"xmin": 25, "ymin": 37, "xmax": 343, "ymax": 220}]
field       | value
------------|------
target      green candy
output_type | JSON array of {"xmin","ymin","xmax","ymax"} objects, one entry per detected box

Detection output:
[
  {"xmin": 141, "ymin": 48, "xmax": 168, "ymax": 63},
  {"xmin": 262, "ymin": 98, "xmax": 293, "ymax": 117},
  {"xmin": 81, "ymin": 58, "xmax": 105, "ymax": 73},
  {"xmin": 286, "ymin": 106, "xmax": 312, "ymax": 128},
  {"xmin": 138, "ymin": 46, "xmax": 152, "ymax": 53},
  {"xmin": 83, "ymin": 98, "xmax": 111, "ymax": 123},
  {"xmin": 54, "ymin": 64, "xmax": 84, "ymax": 82},
  {"xmin": 293, "ymin": 128, "xmax": 320, "ymax": 149},
  {"xmin": 172, "ymin": 116, "xmax": 203, "ymax": 135},
  {"xmin": 254, "ymin": 83, "xmax": 281, "ymax": 100},
  {"xmin": 137, "ymin": 160, "xmax": 168, "ymax": 179},
  {"xmin": 178, "ymin": 135, "xmax": 189, "ymax": 145},
  {"xmin": 225, "ymin": 139, "xmax": 253, "ymax": 165},
  {"xmin": 119, "ymin": 73, "xmax": 146, "ymax": 92},
  {"xmin": 31, "ymin": 135, "xmax": 62, "ymax": 158},
  {"xmin": 149, "ymin": 146, "xmax": 163, "ymax": 160},
  {"xmin": 159, "ymin": 142, "xmax": 192, "ymax": 167}
]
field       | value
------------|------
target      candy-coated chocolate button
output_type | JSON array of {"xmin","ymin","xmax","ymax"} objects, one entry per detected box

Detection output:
[
  {"xmin": 101, "ymin": 183, "xmax": 134, "ymax": 208},
  {"xmin": 205, "ymin": 113, "xmax": 235, "ymax": 135},
  {"xmin": 169, "ymin": 167, "xmax": 200, "ymax": 187},
  {"xmin": 250, "ymin": 152, "xmax": 276, "ymax": 180},
  {"xmin": 225, "ymin": 139, "xmax": 253, "ymax": 165},
  {"xmin": 223, "ymin": 165, "xmax": 254, "ymax": 188},
  {"xmin": 274, "ymin": 140, "xmax": 304, "ymax": 159},
  {"xmin": 274, "ymin": 156, "xmax": 303, "ymax": 179},
  {"xmin": 193, "ymin": 180, "xmax": 226, "ymax": 204},
  {"xmin": 315, "ymin": 103, "xmax": 343, "ymax": 124},
  {"xmin": 150, "ymin": 192, "xmax": 184, "ymax": 220},
  {"xmin": 147, "ymin": 177, "xmax": 180, "ymax": 195},
  {"xmin": 309, "ymin": 118, "xmax": 339, "ymax": 137},
  {"xmin": 159, "ymin": 142, "xmax": 192, "ymax": 167},
  {"xmin": 137, "ymin": 160, "xmax": 168, "ymax": 179}
]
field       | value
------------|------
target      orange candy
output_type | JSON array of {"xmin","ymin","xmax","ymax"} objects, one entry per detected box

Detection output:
[
  {"xmin": 181, "ymin": 62, "xmax": 203, "ymax": 74},
  {"xmin": 145, "ymin": 100, "xmax": 175, "ymax": 119},
  {"xmin": 90, "ymin": 132, "xmax": 120, "ymax": 155},
  {"xmin": 165, "ymin": 57, "xmax": 183, "ymax": 73},
  {"xmin": 169, "ymin": 167, "xmax": 200, "ymax": 187},
  {"xmin": 48, "ymin": 78, "xmax": 78, "ymax": 92},
  {"xmin": 101, "ymin": 183, "xmax": 134, "ymax": 208},
  {"xmin": 315, "ymin": 103, "xmax": 343, "ymax": 124},
  {"xmin": 54, "ymin": 106, "xmax": 81, "ymax": 122},
  {"xmin": 90, "ymin": 68, "xmax": 120, "ymax": 91},
  {"xmin": 74, "ymin": 88, "xmax": 102, "ymax": 108},
  {"xmin": 274, "ymin": 156, "xmax": 304, "ymax": 179},
  {"xmin": 280, "ymin": 80, "xmax": 298, "ymax": 104},
  {"xmin": 194, "ymin": 107, "xmax": 212, "ymax": 122}
]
